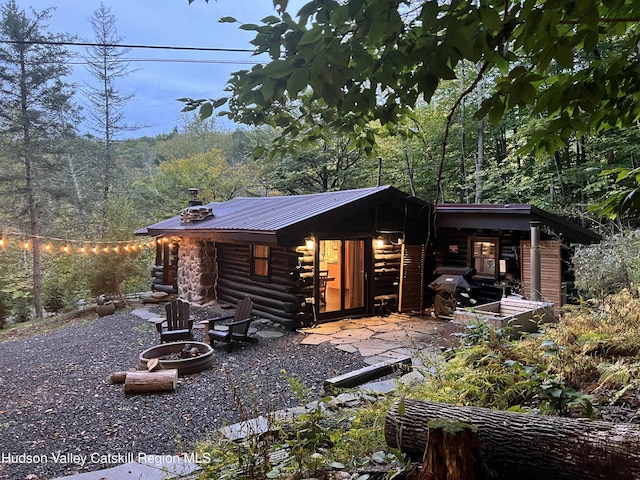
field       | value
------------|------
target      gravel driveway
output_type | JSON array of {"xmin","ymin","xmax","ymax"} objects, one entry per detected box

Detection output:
[{"xmin": 0, "ymin": 305, "xmax": 370, "ymax": 480}]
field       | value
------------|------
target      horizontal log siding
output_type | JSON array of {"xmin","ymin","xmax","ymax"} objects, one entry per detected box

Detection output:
[{"xmin": 216, "ymin": 243, "xmax": 305, "ymax": 328}]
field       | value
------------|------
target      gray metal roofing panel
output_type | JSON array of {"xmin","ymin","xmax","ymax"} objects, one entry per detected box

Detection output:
[{"xmin": 143, "ymin": 186, "xmax": 393, "ymax": 234}]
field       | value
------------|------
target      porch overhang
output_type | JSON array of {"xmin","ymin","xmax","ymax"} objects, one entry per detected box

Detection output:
[{"xmin": 435, "ymin": 204, "xmax": 601, "ymax": 245}]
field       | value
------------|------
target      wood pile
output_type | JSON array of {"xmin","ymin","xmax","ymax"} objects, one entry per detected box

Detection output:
[{"xmin": 110, "ymin": 357, "xmax": 178, "ymax": 394}]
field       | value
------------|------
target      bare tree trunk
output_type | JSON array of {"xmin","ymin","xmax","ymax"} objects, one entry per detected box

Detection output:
[
  {"xmin": 403, "ymin": 148, "xmax": 416, "ymax": 196},
  {"xmin": 21, "ymin": 50, "xmax": 43, "ymax": 319},
  {"xmin": 385, "ymin": 399, "xmax": 640, "ymax": 480},
  {"xmin": 475, "ymin": 73, "xmax": 484, "ymax": 204}
]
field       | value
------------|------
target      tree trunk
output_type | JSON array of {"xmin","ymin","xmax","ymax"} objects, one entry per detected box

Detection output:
[
  {"xmin": 475, "ymin": 69, "xmax": 484, "ymax": 204},
  {"xmin": 384, "ymin": 399, "xmax": 640, "ymax": 480},
  {"xmin": 418, "ymin": 418, "xmax": 493, "ymax": 480}
]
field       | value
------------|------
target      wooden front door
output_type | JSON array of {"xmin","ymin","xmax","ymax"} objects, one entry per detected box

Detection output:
[{"xmin": 318, "ymin": 239, "xmax": 367, "ymax": 319}]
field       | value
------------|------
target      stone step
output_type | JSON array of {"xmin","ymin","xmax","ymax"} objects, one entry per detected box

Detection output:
[{"xmin": 323, "ymin": 356, "xmax": 412, "ymax": 393}]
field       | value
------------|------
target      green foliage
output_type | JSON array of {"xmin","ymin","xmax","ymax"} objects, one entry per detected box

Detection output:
[
  {"xmin": 185, "ymin": 0, "xmax": 640, "ymax": 162},
  {"xmin": 2, "ymin": 268, "xmax": 33, "ymax": 323},
  {"xmin": 80, "ymin": 195, "xmax": 153, "ymax": 299},
  {"xmin": 258, "ymin": 136, "xmax": 374, "ymax": 194},
  {"xmin": 199, "ymin": 370, "xmax": 394, "ymax": 479},
  {"xmin": 572, "ymin": 231, "xmax": 640, "ymax": 299},
  {"xmin": 590, "ymin": 167, "xmax": 640, "ymax": 219},
  {"xmin": 411, "ymin": 321, "xmax": 595, "ymax": 416},
  {"xmin": 0, "ymin": 293, "xmax": 7, "ymax": 329}
]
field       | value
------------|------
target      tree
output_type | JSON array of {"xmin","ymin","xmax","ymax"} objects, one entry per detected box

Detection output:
[
  {"xmin": 83, "ymin": 2, "xmax": 135, "ymax": 210},
  {"xmin": 0, "ymin": 1, "xmax": 75, "ymax": 319},
  {"xmin": 185, "ymin": 0, "xmax": 639, "ymax": 209},
  {"xmin": 153, "ymin": 149, "xmax": 255, "ymax": 216},
  {"xmin": 258, "ymin": 136, "xmax": 372, "ymax": 195}
]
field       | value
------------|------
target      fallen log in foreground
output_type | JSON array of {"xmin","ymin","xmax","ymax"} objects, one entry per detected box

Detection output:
[{"xmin": 384, "ymin": 399, "xmax": 640, "ymax": 480}]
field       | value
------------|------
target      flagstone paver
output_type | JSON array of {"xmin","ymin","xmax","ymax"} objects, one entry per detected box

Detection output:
[
  {"xmin": 300, "ymin": 334, "xmax": 332, "ymax": 345},
  {"xmin": 332, "ymin": 328, "xmax": 375, "ymax": 340},
  {"xmin": 300, "ymin": 324, "xmax": 344, "ymax": 335},
  {"xmin": 335, "ymin": 343, "xmax": 360, "ymax": 354},
  {"xmin": 329, "ymin": 337, "xmax": 360, "ymax": 345}
]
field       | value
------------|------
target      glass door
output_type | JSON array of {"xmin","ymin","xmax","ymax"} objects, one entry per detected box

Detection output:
[{"xmin": 318, "ymin": 239, "xmax": 366, "ymax": 315}]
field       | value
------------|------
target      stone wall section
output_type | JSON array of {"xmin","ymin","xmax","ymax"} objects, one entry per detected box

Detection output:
[{"xmin": 177, "ymin": 238, "xmax": 217, "ymax": 304}]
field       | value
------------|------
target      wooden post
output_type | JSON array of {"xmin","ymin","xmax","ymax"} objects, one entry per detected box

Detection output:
[{"xmin": 123, "ymin": 369, "xmax": 178, "ymax": 394}]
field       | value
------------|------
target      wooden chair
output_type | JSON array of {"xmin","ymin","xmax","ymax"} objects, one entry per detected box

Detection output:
[
  {"xmin": 156, "ymin": 299, "xmax": 193, "ymax": 343},
  {"xmin": 202, "ymin": 297, "xmax": 257, "ymax": 352}
]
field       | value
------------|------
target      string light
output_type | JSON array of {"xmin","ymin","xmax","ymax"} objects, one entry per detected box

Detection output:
[{"xmin": 0, "ymin": 232, "xmax": 180, "ymax": 257}]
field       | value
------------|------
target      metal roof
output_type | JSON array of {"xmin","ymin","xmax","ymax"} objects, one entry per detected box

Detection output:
[
  {"xmin": 435, "ymin": 203, "xmax": 601, "ymax": 244},
  {"xmin": 139, "ymin": 185, "xmax": 418, "ymax": 242}
]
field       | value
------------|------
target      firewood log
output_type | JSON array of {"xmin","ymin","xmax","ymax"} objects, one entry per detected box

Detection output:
[{"xmin": 123, "ymin": 369, "xmax": 178, "ymax": 394}]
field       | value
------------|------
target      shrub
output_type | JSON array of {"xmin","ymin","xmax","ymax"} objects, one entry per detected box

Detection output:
[{"xmin": 572, "ymin": 231, "xmax": 640, "ymax": 299}]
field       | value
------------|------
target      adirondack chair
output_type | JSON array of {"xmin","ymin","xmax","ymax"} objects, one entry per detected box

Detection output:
[
  {"xmin": 202, "ymin": 297, "xmax": 258, "ymax": 352},
  {"xmin": 156, "ymin": 299, "xmax": 193, "ymax": 343}
]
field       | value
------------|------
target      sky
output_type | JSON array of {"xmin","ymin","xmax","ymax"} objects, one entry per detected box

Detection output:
[{"xmin": 14, "ymin": 0, "xmax": 306, "ymax": 138}]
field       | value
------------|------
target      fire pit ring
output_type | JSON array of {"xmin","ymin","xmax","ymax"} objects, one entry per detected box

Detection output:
[{"xmin": 139, "ymin": 341, "xmax": 214, "ymax": 376}]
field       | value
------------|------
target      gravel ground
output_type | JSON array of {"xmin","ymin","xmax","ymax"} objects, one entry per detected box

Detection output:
[{"xmin": 0, "ymin": 304, "xmax": 371, "ymax": 480}]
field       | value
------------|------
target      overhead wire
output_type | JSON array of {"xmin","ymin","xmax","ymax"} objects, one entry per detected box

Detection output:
[
  {"xmin": 0, "ymin": 39, "xmax": 254, "ymax": 53},
  {"xmin": 1, "ymin": 39, "xmax": 266, "ymax": 67}
]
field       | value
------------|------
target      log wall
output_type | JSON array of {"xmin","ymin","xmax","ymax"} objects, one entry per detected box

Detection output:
[
  {"xmin": 151, "ymin": 242, "xmax": 178, "ymax": 295},
  {"xmin": 216, "ymin": 242, "xmax": 306, "ymax": 328}
]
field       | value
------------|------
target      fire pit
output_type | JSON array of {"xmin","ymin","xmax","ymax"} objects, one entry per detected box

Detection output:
[{"xmin": 139, "ymin": 341, "xmax": 214, "ymax": 376}]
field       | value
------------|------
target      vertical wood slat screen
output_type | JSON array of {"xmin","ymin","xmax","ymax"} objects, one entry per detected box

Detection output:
[
  {"xmin": 520, "ymin": 240, "xmax": 562, "ymax": 316},
  {"xmin": 399, "ymin": 244, "xmax": 425, "ymax": 313}
]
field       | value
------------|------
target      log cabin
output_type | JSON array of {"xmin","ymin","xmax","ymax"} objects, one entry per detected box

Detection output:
[
  {"xmin": 137, "ymin": 187, "xmax": 600, "ymax": 328},
  {"xmin": 137, "ymin": 186, "xmax": 433, "ymax": 329}
]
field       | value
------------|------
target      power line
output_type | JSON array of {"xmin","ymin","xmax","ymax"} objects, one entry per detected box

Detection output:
[
  {"xmin": 0, "ymin": 39, "xmax": 255, "ymax": 53},
  {"xmin": 67, "ymin": 58, "xmax": 264, "ymax": 66}
]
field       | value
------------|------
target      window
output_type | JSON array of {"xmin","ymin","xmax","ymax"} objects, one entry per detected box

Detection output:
[
  {"xmin": 252, "ymin": 245, "xmax": 270, "ymax": 279},
  {"xmin": 470, "ymin": 237, "xmax": 498, "ymax": 278}
]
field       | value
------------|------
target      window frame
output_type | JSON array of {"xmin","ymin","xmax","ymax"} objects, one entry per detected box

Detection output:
[
  {"xmin": 468, "ymin": 236, "xmax": 499, "ymax": 280},
  {"xmin": 251, "ymin": 244, "xmax": 270, "ymax": 280}
]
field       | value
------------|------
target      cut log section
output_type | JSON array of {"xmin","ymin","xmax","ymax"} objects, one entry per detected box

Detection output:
[
  {"xmin": 109, "ymin": 371, "xmax": 130, "ymax": 384},
  {"xmin": 146, "ymin": 357, "xmax": 162, "ymax": 372},
  {"xmin": 123, "ymin": 369, "xmax": 178, "ymax": 394},
  {"xmin": 384, "ymin": 399, "xmax": 640, "ymax": 480},
  {"xmin": 417, "ymin": 418, "xmax": 492, "ymax": 480}
]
